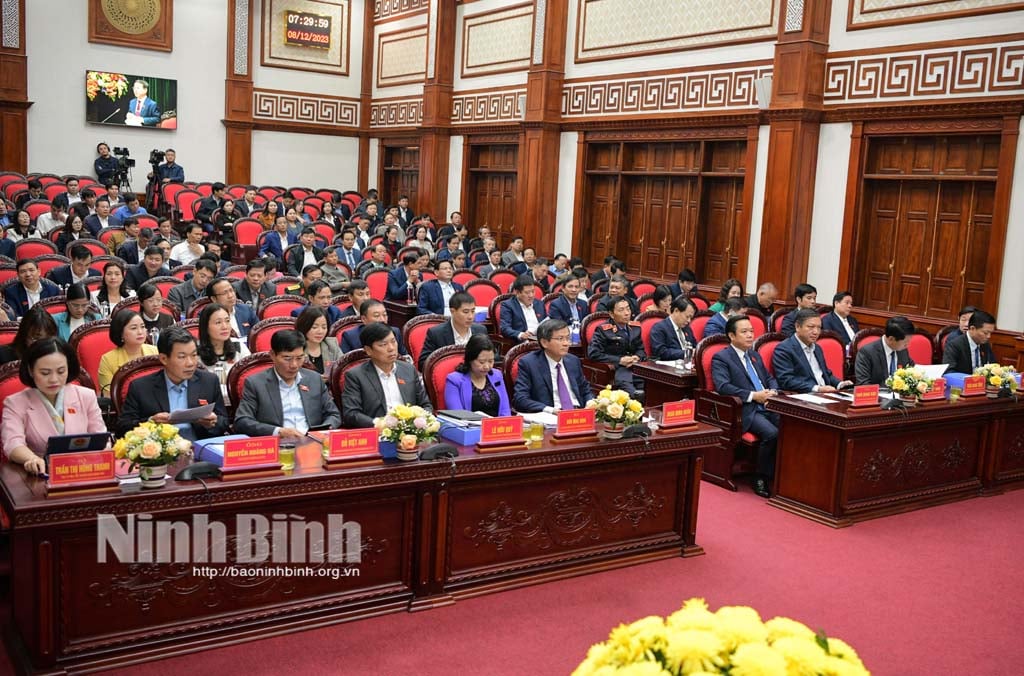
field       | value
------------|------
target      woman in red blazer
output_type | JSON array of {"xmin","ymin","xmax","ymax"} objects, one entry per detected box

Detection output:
[{"xmin": 1, "ymin": 338, "xmax": 106, "ymax": 474}]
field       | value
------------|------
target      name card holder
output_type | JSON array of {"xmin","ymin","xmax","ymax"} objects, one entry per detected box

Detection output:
[
  {"xmin": 220, "ymin": 436, "xmax": 283, "ymax": 480},
  {"xmin": 322, "ymin": 429, "xmax": 381, "ymax": 468},
  {"xmin": 850, "ymin": 384, "xmax": 880, "ymax": 408},
  {"xmin": 552, "ymin": 409, "xmax": 598, "ymax": 442},
  {"xmin": 962, "ymin": 375, "xmax": 986, "ymax": 397},
  {"xmin": 921, "ymin": 378, "xmax": 946, "ymax": 401},
  {"xmin": 46, "ymin": 450, "xmax": 118, "ymax": 494},
  {"xmin": 476, "ymin": 416, "xmax": 527, "ymax": 453},
  {"xmin": 657, "ymin": 400, "xmax": 697, "ymax": 434}
]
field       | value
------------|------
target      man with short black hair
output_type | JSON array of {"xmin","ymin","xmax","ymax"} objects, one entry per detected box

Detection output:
[
  {"xmin": 286, "ymin": 226, "xmax": 324, "ymax": 276},
  {"xmin": 588, "ymin": 296, "xmax": 646, "ymax": 397},
  {"xmin": 943, "ymin": 310, "xmax": 997, "ymax": 374},
  {"xmin": 35, "ymin": 196, "xmax": 67, "ymax": 235},
  {"xmin": 669, "ymin": 268, "xmax": 698, "ymax": 298},
  {"xmin": 500, "ymin": 275, "xmax": 546, "ymax": 340},
  {"xmin": 117, "ymin": 227, "xmax": 153, "ymax": 265},
  {"xmin": 386, "ymin": 252, "xmax": 422, "ymax": 301},
  {"xmin": 4, "ymin": 259, "xmax": 60, "ymax": 316},
  {"xmin": 14, "ymin": 179, "xmax": 43, "ymax": 209},
  {"xmin": 107, "ymin": 216, "xmax": 139, "ymax": 256},
  {"xmin": 46, "ymin": 245, "xmax": 101, "ymax": 288},
  {"xmin": 126, "ymin": 246, "xmax": 171, "ymax": 291},
  {"xmin": 196, "ymin": 182, "xmax": 225, "ymax": 224},
  {"xmin": 233, "ymin": 258, "xmax": 276, "ymax": 311},
  {"xmin": 512, "ymin": 319, "xmax": 592, "ymax": 413},
  {"xmin": 84, "ymin": 197, "xmax": 121, "ymax": 237},
  {"xmin": 704, "ymin": 297, "xmax": 746, "ymax": 337},
  {"xmin": 170, "ymin": 223, "xmax": 205, "ymax": 266},
  {"xmin": 339, "ymin": 299, "xmax": 408, "ymax": 355},
  {"xmin": 167, "ymin": 258, "xmax": 217, "ymax": 315},
  {"xmin": 772, "ymin": 309, "xmax": 851, "ymax": 393},
  {"xmin": 235, "ymin": 330, "xmax": 341, "ymax": 438},
  {"xmin": 418, "ymin": 291, "xmax": 487, "ymax": 369},
  {"xmin": 206, "ymin": 277, "xmax": 257, "ymax": 339},
  {"xmin": 650, "ymin": 297, "xmax": 697, "ymax": 361},
  {"xmin": 341, "ymin": 322, "xmax": 432, "ymax": 428},
  {"xmin": 780, "ymin": 283, "xmax": 818, "ymax": 337},
  {"xmin": 417, "ymin": 260, "xmax": 463, "ymax": 316},
  {"xmin": 154, "ymin": 149, "xmax": 184, "ymax": 184},
  {"xmin": 530, "ymin": 257, "xmax": 551, "ymax": 293},
  {"xmin": 597, "ymin": 276, "xmax": 638, "ymax": 315},
  {"xmin": 396, "ymin": 195, "xmax": 413, "ymax": 228},
  {"xmin": 548, "ymin": 276, "xmax": 589, "ymax": 325},
  {"xmin": 61, "ymin": 177, "xmax": 83, "ymax": 206},
  {"xmin": 113, "ymin": 192, "xmax": 148, "ymax": 221},
  {"xmin": 854, "ymin": 316, "xmax": 916, "ymax": 386},
  {"xmin": 501, "ymin": 236, "xmax": 526, "ymax": 267},
  {"xmin": 821, "ymin": 291, "xmax": 860, "ymax": 348}
]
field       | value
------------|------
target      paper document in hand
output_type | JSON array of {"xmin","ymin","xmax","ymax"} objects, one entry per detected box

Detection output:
[
  {"xmin": 916, "ymin": 364, "xmax": 949, "ymax": 380},
  {"xmin": 167, "ymin": 403, "xmax": 216, "ymax": 424}
]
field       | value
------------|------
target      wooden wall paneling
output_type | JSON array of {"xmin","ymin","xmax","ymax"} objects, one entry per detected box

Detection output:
[
  {"xmin": 986, "ymin": 116, "xmax": 1022, "ymax": 315},
  {"xmin": 381, "ymin": 143, "xmax": 420, "ymax": 209},
  {"xmin": 223, "ymin": 0, "xmax": 254, "ymax": 184},
  {"xmin": 0, "ymin": 0, "xmax": 29, "ymax": 174},
  {"xmin": 417, "ymin": 0, "xmax": 457, "ymax": 222}
]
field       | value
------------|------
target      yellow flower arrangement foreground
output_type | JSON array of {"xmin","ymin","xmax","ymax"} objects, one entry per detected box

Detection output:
[
  {"xmin": 113, "ymin": 422, "xmax": 191, "ymax": 469},
  {"xmin": 586, "ymin": 387, "xmax": 645, "ymax": 426},
  {"xmin": 573, "ymin": 598, "xmax": 869, "ymax": 676}
]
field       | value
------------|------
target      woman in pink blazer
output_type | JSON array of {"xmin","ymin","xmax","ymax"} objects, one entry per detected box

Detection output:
[{"xmin": 1, "ymin": 338, "xmax": 107, "ymax": 475}]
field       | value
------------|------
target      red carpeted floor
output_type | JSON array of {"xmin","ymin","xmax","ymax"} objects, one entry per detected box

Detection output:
[{"xmin": 6, "ymin": 484, "xmax": 1023, "ymax": 675}]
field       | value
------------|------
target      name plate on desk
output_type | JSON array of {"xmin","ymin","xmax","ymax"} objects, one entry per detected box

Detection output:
[
  {"xmin": 851, "ymin": 384, "xmax": 879, "ymax": 407},
  {"xmin": 922, "ymin": 377, "xmax": 946, "ymax": 401},
  {"xmin": 223, "ymin": 436, "xmax": 279, "ymax": 469},
  {"xmin": 554, "ymin": 409, "xmax": 596, "ymax": 438},
  {"xmin": 48, "ymin": 450, "xmax": 116, "ymax": 490},
  {"xmin": 326, "ymin": 429, "xmax": 379, "ymax": 460},
  {"xmin": 661, "ymin": 400, "xmax": 696, "ymax": 428},
  {"xmin": 478, "ymin": 416, "xmax": 525, "ymax": 449},
  {"xmin": 962, "ymin": 375, "xmax": 986, "ymax": 397}
]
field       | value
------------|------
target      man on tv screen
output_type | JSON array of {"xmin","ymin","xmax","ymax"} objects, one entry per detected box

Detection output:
[{"xmin": 125, "ymin": 79, "xmax": 160, "ymax": 127}]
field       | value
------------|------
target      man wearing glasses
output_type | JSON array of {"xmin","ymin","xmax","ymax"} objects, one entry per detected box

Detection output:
[{"xmin": 512, "ymin": 319, "xmax": 593, "ymax": 414}]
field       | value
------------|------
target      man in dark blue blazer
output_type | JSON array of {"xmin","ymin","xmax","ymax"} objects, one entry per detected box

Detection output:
[
  {"xmin": 650, "ymin": 297, "xmax": 697, "ymax": 361},
  {"xmin": 547, "ymin": 276, "xmax": 589, "ymax": 325},
  {"xmin": 704, "ymin": 297, "xmax": 746, "ymax": 337},
  {"xmin": 386, "ymin": 252, "xmax": 423, "ymax": 301},
  {"xmin": 500, "ymin": 274, "xmax": 547, "ymax": 340},
  {"xmin": 4, "ymin": 260, "xmax": 61, "ymax": 317},
  {"xmin": 820, "ymin": 291, "xmax": 860, "ymax": 347},
  {"xmin": 710, "ymin": 315, "xmax": 780, "ymax": 498},
  {"xmin": 418, "ymin": 292, "xmax": 487, "ymax": 369},
  {"xmin": 513, "ymin": 319, "xmax": 592, "ymax": 413},
  {"xmin": 46, "ymin": 244, "xmax": 102, "ymax": 288},
  {"xmin": 126, "ymin": 79, "xmax": 162, "ymax": 126},
  {"xmin": 258, "ymin": 216, "xmax": 298, "ymax": 260},
  {"xmin": 942, "ymin": 309, "xmax": 997, "ymax": 375},
  {"xmin": 772, "ymin": 309, "xmax": 851, "ymax": 393},
  {"xmin": 417, "ymin": 260, "xmax": 463, "ymax": 316},
  {"xmin": 780, "ymin": 283, "xmax": 817, "ymax": 337},
  {"xmin": 853, "ymin": 316, "xmax": 916, "ymax": 386},
  {"xmin": 667, "ymin": 268, "xmax": 698, "ymax": 299},
  {"xmin": 206, "ymin": 277, "xmax": 258, "ymax": 339},
  {"xmin": 339, "ymin": 299, "xmax": 407, "ymax": 356}
]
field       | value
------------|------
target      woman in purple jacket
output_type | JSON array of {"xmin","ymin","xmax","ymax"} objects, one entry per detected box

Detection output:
[{"xmin": 443, "ymin": 334, "xmax": 510, "ymax": 417}]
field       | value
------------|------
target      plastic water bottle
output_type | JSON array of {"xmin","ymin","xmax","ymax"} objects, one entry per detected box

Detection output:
[
  {"xmin": 149, "ymin": 328, "xmax": 160, "ymax": 346},
  {"xmin": 570, "ymin": 320, "xmax": 581, "ymax": 345},
  {"xmin": 101, "ymin": 301, "xmax": 110, "ymax": 318}
]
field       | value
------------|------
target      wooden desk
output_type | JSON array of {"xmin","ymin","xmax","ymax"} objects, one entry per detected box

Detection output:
[
  {"xmin": 383, "ymin": 300, "xmax": 418, "ymax": 331},
  {"xmin": 766, "ymin": 394, "xmax": 1024, "ymax": 528},
  {"xmin": 1, "ymin": 424, "xmax": 717, "ymax": 674},
  {"xmin": 634, "ymin": 362, "xmax": 697, "ymax": 407}
]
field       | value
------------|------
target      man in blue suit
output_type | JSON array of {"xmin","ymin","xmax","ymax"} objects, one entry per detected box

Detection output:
[
  {"xmin": 500, "ymin": 274, "xmax": 547, "ymax": 340},
  {"xmin": 704, "ymin": 297, "xmax": 746, "ymax": 337},
  {"xmin": 258, "ymin": 216, "xmax": 297, "ymax": 260},
  {"xmin": 4, "ymin": 259, "xmax": 61, "ymax": 317},
  {"xmin": 206, "ymin": 277, "xmax": 258, "ymax": 339},
  {"xmin": 820, "ymin": 290, "xmax": 860, "ymax": 348},
  {"xmin": 668, "ymin": 268, "xmax": 698, "ymax": 299},
  {"xmin": 710, "ymin": 315, "xmax": 780, "ymax": 498},
  {"xmin": 780, "ymin": 283, "xmax": 817, "ymax": 337},
  {"xmin": 338, "ymin": 299, "xmax": 407, "ymax": 355},
  {"xmin": 513, "ymin": 319, "xmax": 593, "ymax": 413},
  {"xmin": 650, "ymin": 297, "xmax": 697, "ymax": 361},
  {"xmin": 547, "ymin": 276, "xmax": 588, "ymax": 325},
  {"xmin": 386, "ymin": 252, "xmax": 423, "ymax": 301},
  {"xmin": 125, "ymin": 79, "xmax": 161, "ymax": 126},
  {"xmin": 46, "ymin": 244, "xmax": 102, "ymax": 288},
  {"xmin": 772, "ymin": 309, "xmax": 852, "ymax": 394},
  {"xmin": 417, "ymin": 259, "xmax": 463, "ymax": 316}
]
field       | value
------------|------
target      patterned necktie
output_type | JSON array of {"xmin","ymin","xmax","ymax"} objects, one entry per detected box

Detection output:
[
  {"xmin": 136, "ymin": 99, "xmax": 142, "ymax": 116},
  {"xmin": 555, "ymin": 363, "xmax": 574, "ymax": 409}
]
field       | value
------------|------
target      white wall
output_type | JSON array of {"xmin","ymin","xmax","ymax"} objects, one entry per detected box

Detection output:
[
  {"xmin": 997, "ymin": 117, "xmax": 1024, "ymax": 333},
  {"xmin": 447, "ymin": 135, "xmax": 464, "ymax": 216},
  {"xmin": 367, "ymin": 138, "xmax": 380, "ymax": 191},
  {"xmin": 250, "ymin": 131, "xmax": 359, "ymax": 189},
  {"xmin": 26, "ymin": 0, "xmax": 227, "ymax": 181},
  {"xmin": 806, "ymin": 123, "xmax": 853, "ymax": 301},
  {"xmin": 745, "ymin": 125, "xmax": 771, "ymax": 289},
  {"xmin": 554, "ymin": 132, "xmax": 578, "ymax": 257}
]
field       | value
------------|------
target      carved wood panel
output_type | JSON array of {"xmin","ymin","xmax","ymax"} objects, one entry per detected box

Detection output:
[
  {"xmin": 466, "ymin": 145, "xmax": 519, "ymax": 247},
  {"xmin": 381, "ymin": 145, "xmax": 420, "ymax": 211}
]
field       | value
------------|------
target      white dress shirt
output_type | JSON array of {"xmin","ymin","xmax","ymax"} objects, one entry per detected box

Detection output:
[
  {"xmin": 521, "ymin": 302, "xmax": 540, "ymax": 333},
  {"xmin": 170, "ymin": 241, "xmax": 203, "ymax": 266},
  {"xmin": 798, "ymin": 338, "xmax": 826, "ymax": 389},
  {"xmin": 439, "ymin": 282, "xmax": 456, "ymax": 316},
  {"xmin": 376, "ymin": 364, "xmax": 405, "ymax": 411},
  {"xmin": 275, "ymin": 370, "xmax": 308, "ymax": 435}
]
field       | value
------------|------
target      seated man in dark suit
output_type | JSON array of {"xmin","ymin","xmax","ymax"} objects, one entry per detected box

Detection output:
[
  {"xmin": 234, "ymin": 330, "xmax": 341, "ymax": 439},
  {"xmin": 83, "ymin": 197, "xmax": 121, "ymax": 237},
  {"xmin": 341, "ymin": 322, "xmax": 432, "ymax": 428},
  {"xmin": 772, "ymin": 309, "xmax": 852, "ymax": 393},
  {"xmin": 668, "ymin": 268, "xmax": 698, "ymax": 299},
  {"xmin": 386, "ymin": 252, "xmax": 423, "ymax": 302},
  {"xmin": 529, "ymin": 257, "xmax": 551, "ymax": 294},
  {"xmin": 499, "ymin": 274, "xmax": 547, "ymax": 341},
  {"xmin": 117, "ymin": 327, "xmax": 230, "ymax": 439},
  {"xmin": 588, "ymin": 296, "xmax": 646, "ymax": 397},
  {"xmin": 710, "ymin": 315, "xmax": 779, "ymax": 498},
  {"xmin": 233, "ymin": 258, "xmax": 276, "ymax": 313},
  {"xmin": 596, "ymin": 276, "xmax": 639, "ymax": 315},
  {"xmin": 46, "ymin": 244, "xmax": 102, "ymax": 288},
  {"xmin": 820, "ymin": 290, "xmax": 860, "ymax": 348},
  {"xmin": 206, "ymin": 277, "xmax": 258, "ymax": 339},
  {"xmin": 417, "ymin": 259, "xmax": 463, "ymax": 316},
  {"xmin": 259, "ymin": 215, "xmax": 297, "ymax": 260},
  {"xmin": 338, "ymin": 279, "xmax": 371, "ymax": 319},
  {"xmin": 195, "ymin": 182, "xmax": 225, "ymax": 225},
  {"xmin": 125, "ymin": 246, "xmax": 171, "ymax": 291},
  {"xmin": 650, "ymin": 297, "xmax": 697, "ymax": 361},
  {"xmin": 290, "ymin": 280, "xmax": 343, "ymax": 326},
  {"xmin": 285, "ymin": 227, "xmax": 325, "ymax": 277},
  {"xmin": 743, "ymin": 282, "xmax": 777, "ymax": 316},
  {"xmin": 512, "ymin": 319, "xmax": 592, "ymax": 413},
  {"xmin": 115, "ymin": 226, "xmax": 154, "ymax": 266},
  {"xmin": 418, "ymin": 291, "xmax": 487, "ymax": 369},
  {"xmin": 780, "ymin": 283, "xmax": 818, "ymax": 337},
  {"xmin": 339, "ymin": 299, "xmax": 407, "ymax": 356},
  {"xmin": 704, "ymin": 297, "xmax": 746, "ymax": 338},
  {"xmin": 947, "ymin": 305, "xmax": 978, "ymax": 342},
  {"xmin": 853, "ymin": 316, "xmax": 916, "ymax": 386},
  {"xmin": 167, "ymin": 258, "xmax": 217, "ymax": 317},
  {"xmin": 943, "ymin": 309, "xmax": 997, "ymax": 374},
  {"xmin": 4, "ymin": 259, "xmax": 61, "ymax": 317},
  {"xmin": 547, "ymin": 275, "xmax": 589, "ymax": 325}
]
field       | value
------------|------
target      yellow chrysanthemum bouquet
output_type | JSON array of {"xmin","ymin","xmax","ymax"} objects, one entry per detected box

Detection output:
[
  {"xmin": 374, "ymin": 404, "xmax": 441, "ymax": 452},
  {"xmin": 113, "ymin": 421, "xmax": 191, "ymax": 469},
  {"xmin": 973, "ymin": 362, "xmax": 1018, "ymax": 392},
  {"xmin": 884, "ymin": 367, "xmax": 932, "ymax": 400},
  {"xmin": 586, "ymin": 387, "xmax": 644, "ymax": 427},
  {"xmin": 574, "ymin": 598, "xmax": 869, "ymax": 676}
]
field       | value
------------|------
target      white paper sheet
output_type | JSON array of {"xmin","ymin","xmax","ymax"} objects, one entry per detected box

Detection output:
[{"xmin": 788, "ymin": 393, "xmax": 836, "ymax": 405}]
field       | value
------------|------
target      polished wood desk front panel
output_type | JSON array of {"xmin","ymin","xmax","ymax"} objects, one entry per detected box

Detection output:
[
  {"xmin": 634, "ymin": 362, "xmax": 697, "ymax": 407},
  {"xmin": 766, "ymin": 395, "xmax": 1024, "ymax": 527},
  {"xmin": 1, "ymin": 424, "xmax": 718, "ymax": 674}
]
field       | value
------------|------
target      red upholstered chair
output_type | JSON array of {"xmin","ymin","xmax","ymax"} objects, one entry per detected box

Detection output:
[
  {"xmin": 21, "ymin": 200, "xmax": 53, "ymax": 224},
  {"xmin": 328, "ymin": 316, "xmax": 362, "ymax": 343},
  {"xmin": 67, "ymin": 238, "xmax": 107, "ymax": 259},
  {"xmin": 488, "ymin": 292, "xmax": 514, "ymax": 350},
  {"xmin": 69, "ymin": 319, "xmax": 114, "ymax": 393},
  {"xmin": 935, "ymin": 325, "xmax": 958, "ymax": 362},
  {"xmin": 502, "ymin": 340, "xmax": 540, "ymax": 407},
  {"xmin": 33, "ymin": 295, "xmax": 71, "ymax": 316},
  {"xmin": 147, "ymin": 277, "xmax": 183, "ymax": 305},
  {"xmin": 487, "ymin": 269, "xmax": 517, "ymax": 293},
  {"xmin": 187, "ymin": 296, "xmax": 212, "ymax": 319},
  {"xmin": 111, "ymin": 297, "xmax": 179, "ymax": 324},
  {"xmin": 327, "ymin": 350, "xmax": 370, "ymax": 411},
  {"xmin": 43, "ymin": 184, "xmax": 66, "ymax": 201},
  {"xmin": 247, "ymin": 317, "xmax": 296, "ymax": 353},
  {"xmin": 225, "ymin": 185, "xmax": 248, "ymax": 200},
  {"xmin": 258, "ymin": 295, "xmax": 307, "ymax": 320},
  {"xmin": 745, "ymin": 308, "xmax": 768, "ymax": 339},
  {"xmin": 0, "ymin": 360, "xmax": 26, "ymax": 427},
  {"xmin": 46, "ymin": 227, "xmax": 63, "ymax": 244},
  {"xmin": 35, "ymin": 254, "xmax": 71, "ymax": 278},
  {"xmin": 224, "ymin": 265, "xmax": 247, "ymax": 280},
  {"xmin": 272, "ymin": 276, "xmax": 302, "ymax": 296},
  {"xmin": 315, "ymin": 189, "xmax": 337, "ymax": 203},
  {"xmin": 194, "ymin": 183, "xmax": 214, "ymax": 198},
  {"xmin": 110, "ymin": 355, "xmax": 164, "ymax": 415},
  {"xmin": 769, "ymin": 305, "xmax": 795, "ymax": 333},
  {"xmin": 258, "ymin": 187, "xmax": 282, "ymax": 202},
  {"xmin": 580, "ymin": 311, "xmax": 611, "ymax": 353},
  {"xmin": 3, "ymin": 181, "xmax": 27, "ymax": 201},
  {"xmin": 532, "ymin": 285, "xmax": 544, "ymax": 301},
  {"xmin": 637, "ymin": 293, "xmax": 655, "ymax": 312},
  {"xmin": 907, "ymin": 330, "xmax": 934, "ymax": 366},
  {"xmin": 233, "ymin": 218, "xmax": 265, "ymax": 265},
  {"xmin": 162, "ymin": 183, "xmax": 188, "ymax": 213},
  {"xmin": 170, "ymin": 265, "xmax": 194, "ymax": 281},
  {"xmin": 423, "ymin": 345, "xmax": 466, "ymax": 410},
  {"xmin": 542, "ymin": 292, "xmax": 559, "ymax": 315},
  {"xmin": 313, "ymin": 221, "xmax": 336, "ymax": 244},
  {"xmin": 96, "ymin": 227, "xmax": 123, "ymax": 251},
  {"xmin": 403, "ymin": 314, "xmax": 445, "ymax": 367},
  {"xmin": 689, "ymin": 294, "xmax": 709, "ymax": 312},
  {"xmin": 226, "ymin": 352, "xmax": 275, "ymax": 412},
  {"xmin": 331, "ymin": 296, "xmax": 353, "ymax": 316},
  {"xmin": 754, "ymin": 333, "xmax": 786, "ymax": 377},
  {"xmin": 0, "ymin": 320, "xmax": 19, "ymax": 346},
  {"xmin": 0, "ymin": 265, "xmax": 15, "ymax": 286},
  {"xmin": 15, "ymin": 238, "xmax": 58, "ymax": 259},
  {"xmin": 688, "ymin": 311, "xmax": 716, "ymax": 342},
  {"xmin": 631, "ymin": 279, "xmax": 657, "ymax": 298},
  {"xmin": 174, "ymin": 190, "xmax": 203, "ymax": 223},
  {"xmin": 289, "ymin": 187, "xmax": 312, "ymax": 200},
  {"xmin": 180, "ymin": 318, "xmax": 201, "ymax": 340},
  {"xmin": 817, "ymin": 330, "xmax": 848, "ymax": 381},
  {"xmin": 453, "ymin": 270, "xmax": 479, "ymax": 287},
  {"xmin": 848, "ymin": 327, "xmax": 884, "ymax": 374},
  {"xmin": 136, "ymin": 214, "xmax": 159, "ymax": 231},
  {"xmin": 364, "ymin": 269, "xmax": 389, "ymax": 301},
  {"xmin": 419, "ymin": 269, "xmax": 436, "ymax": 283},
  {"xmin": 464, "ymin": 278, "xmax": 501, "ymax": 312},
  {"xmin": 587, "ymin": 292, "xmax": 606, "ymax": 314},
  {"xmin": 302, "ymin": 204, "xmax": 320, "ymax": 221},
  {"xmin": 636, "ymin": 309, "xmax": 668, "ymax": 356}
]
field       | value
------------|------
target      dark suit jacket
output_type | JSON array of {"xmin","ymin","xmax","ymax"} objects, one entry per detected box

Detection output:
[
  {"xmin": 233, "ymin": 279, "xmax": 276, "ymax": 309},
  {"xmin": 597, "ymin": 294, "xmax": 638, "ymax": 316},
  {"xmin": 772, "ymin": 335, "xmax": 840, "ymax": 393},
  {"xmin": 386, "ymin": 266, "xmax": 418, "ymax": 301},
  {"xmin": 46, "ymin": 265, "xmax": 102, "ymax": 288},
  {"xmin": 341, "ymin": 360, "xmax": 432, "ymax": 428},
  {"xmin": 821, "ymin": 311, "xmax": 860, "ymax": 347},
  {"xmin": 340, "ymin": 324, "xmax": 407, "ymax": 356},
  {"xmin": 710, "ymin": 346, "xmax": 778, "ymax": 433},
  {"xmin": 125, "ymin": 264, "xmax": 171, "ymax": 291},
  {"xmin": 117, "ymin": 370, "xmax": 229, "ymax": 438},
  {"xmin": 548, "ymin": 295, "xmax": 588, "ymax": 324},
  {"xmin": 854, "ymin": 339, "xmax": 914, "ymax": 386},
  {"xmin": 649, "ymin": 316, "xmax": 696, "ymax": 361},
  {"xmin": 3, "ymin": 282, "xmax": 61, "ymax": 317},
  {"xmin": 418, "ymin": 321, "xmax": 487, "ymax": 369},
  {"xmin": 84, "ymin": 213, "xmax": 121, "ymax": 237},
  {"xmin": 285, "ymin": 245, "xmax": 325, "ymax": 277},
  {"xmin": 196, "ymin": 195, "xmax": 222, "ymax": 223},
  {"xmin": 416, "ymin": 279, "xmax": 464, "ymax": 316},
  {"xmin": 258, "ymin": 231, "xmax": 297, "ymax": 260},
  {"xmin": 167, "ymin": 280, "xmax": 206, "ymax": 316},
  {"xmin": 232, "ymin": 303, "xmax": 257, "ymax": 338},
  {"xmin": 512, "ymin": 350, "xmax": 591, "ymax": 413},
  {"xmin": 129, "ymin": 96, "xmax": 161, "ymax": 125},
  {"xmin": 444, "ymin": 370, "xmax": 511, "ymax": 416},
  {"xmin": 780, "ymin": 310, "xmax": 799, "ymax": 337},
  {"xmin": 290, "ymin": 303, "xmax": 342, "ymax": 327},
  {"xmin": 499, "ymin": 297, "xmax": 547, "ymax": 339},
  {"xmin": 942, "ymin": 333, "xmax": 996, "ymax": 375},
  {"xmin": 115, "ymin": 240, "xmax": 146, "ymax": 265},
  {"xmin": 233, "ymin": 367, "xmax": 341, "ymax": 436},
  {"xmin": 743, "ymin": 293, "xmax": 773, "ymax": 316},
  {"xmin": 704, "ymin": 312, "xmax": 729, "ymax": 338}
]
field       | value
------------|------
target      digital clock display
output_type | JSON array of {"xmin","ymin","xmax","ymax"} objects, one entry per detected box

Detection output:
[{"xmin": 284, "ymin": 11, "xmax": 331, "ymax": 49}]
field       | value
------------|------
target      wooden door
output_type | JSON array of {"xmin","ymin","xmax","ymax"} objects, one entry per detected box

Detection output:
[
  {"xmin": 381, "ymin": 146, "xmax": 419, "ymax": 210},
  {"xmin": 466, "ymin": 145, "xmax": 518, "ymax": 248},
  {"xmin": 585, "ymin": 174, "xmax": 619, "ymax": 268},
  {"xmin": 698, "ymin": 178, "xmax": 743, "ymax": 287}
]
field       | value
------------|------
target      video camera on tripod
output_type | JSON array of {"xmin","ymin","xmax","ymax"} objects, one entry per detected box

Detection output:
[{"xmin": 111, "ymin": 147, "xmax": 135, "ymax": 190}]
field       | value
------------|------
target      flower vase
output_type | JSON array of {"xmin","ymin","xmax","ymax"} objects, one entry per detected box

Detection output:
[
  {"xmin": 139, "ymin": 464, "xmax": 168, "ymax": 489},
  {"xmin": 986, "ymin": 385, "xmax": 1002, "ymax": 399},
  {"xmin": 396, "ymin": 444, "xmax": 420, "ymax": 462},
  {"xmin": 378, "ymin": 440, "xmax": 398, "ymax": 460},
  {"xmin": 601, "ymin": 422, "xmax": 625, "ymax": 440},
  {"xmin": 898, "ymin": 394, "xmax": 918, "ymax": 407}
]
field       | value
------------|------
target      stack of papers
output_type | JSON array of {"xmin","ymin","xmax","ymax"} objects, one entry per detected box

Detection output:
[
  {"xmin": 522, "ymin": 412, "xmax": 559, "ymax": 427},
  {"xmin": 437, "ymin": 410, "xmax": 489, "ymax": 428}
]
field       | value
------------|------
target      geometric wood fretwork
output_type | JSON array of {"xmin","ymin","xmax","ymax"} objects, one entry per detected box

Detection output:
[
  {"xmin": 451, "ymin": 89, "xmax": 526, "ymax": 125},
  {"xmin": 374, "ymin": 0, "xmax": 428, "ymax": 21},
  {"xmin": 370, "ymin": 98, "xmax": 424, "ymax": 128},
  {"xmin": 253, "ymin": 88, "xmax": 359, "ymax": 127}
]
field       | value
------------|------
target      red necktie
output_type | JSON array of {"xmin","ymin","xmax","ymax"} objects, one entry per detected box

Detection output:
[{"xmin": 136, "ymin": 100, "xmax": 142, "ymax": 116}]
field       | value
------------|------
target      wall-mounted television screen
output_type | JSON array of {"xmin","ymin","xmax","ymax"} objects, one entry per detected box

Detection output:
[{"xmin": 85, "ymin": 71, "xmax": 177, "ymax": 129}]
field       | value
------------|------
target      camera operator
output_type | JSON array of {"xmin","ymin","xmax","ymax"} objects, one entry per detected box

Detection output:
[
  {"xmin": 94, "ymin": 143, "xmax": 117, "ymax": 185},
  {"xmin": 148, "ymin": 148, "xmax": 184, "ymax": 185}
]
